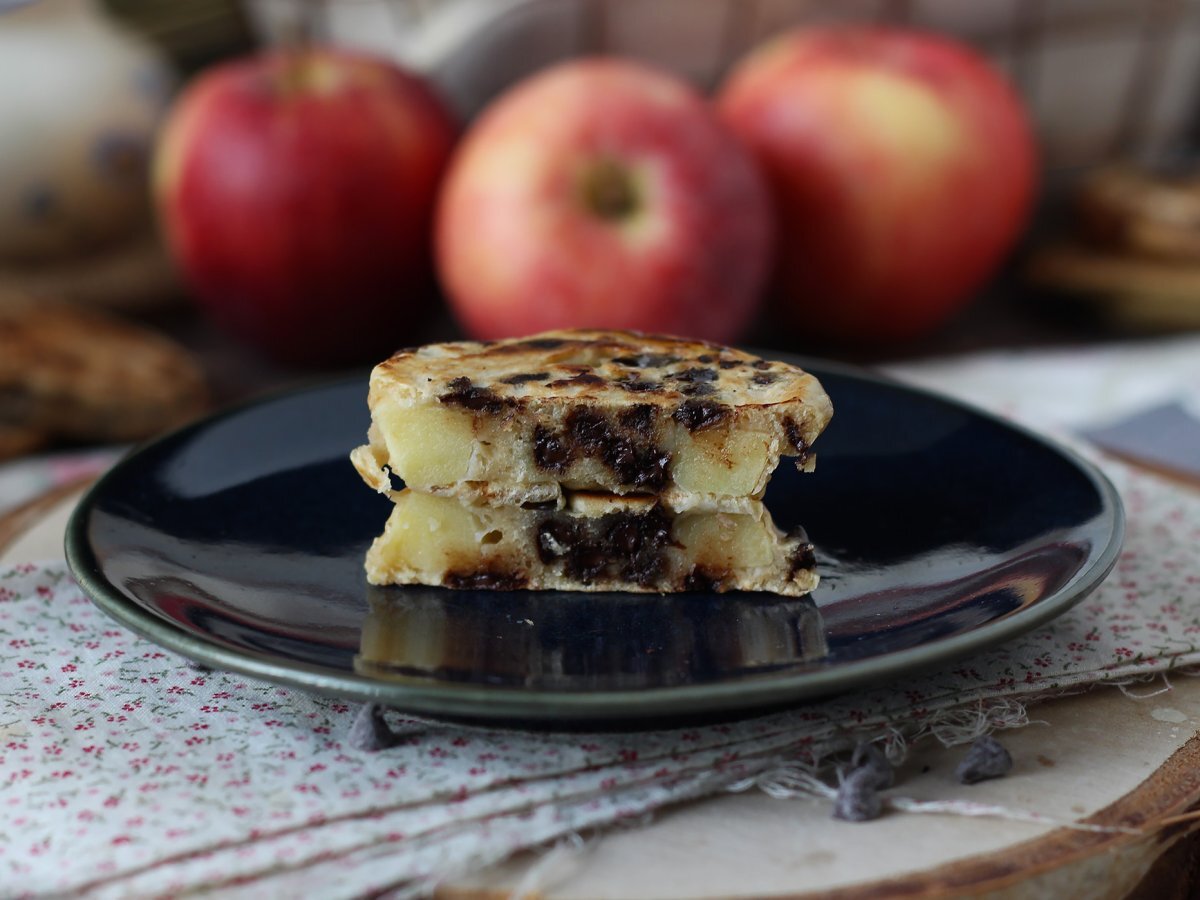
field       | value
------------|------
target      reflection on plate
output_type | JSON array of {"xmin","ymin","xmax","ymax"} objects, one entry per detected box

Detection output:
[
  {"xmin": 65, "ymin": 359, "xmax": 1124, "ymax": 726},
  {"xmin": 355, "ymin": 587, "xmax": 827, "ymax": 691}
]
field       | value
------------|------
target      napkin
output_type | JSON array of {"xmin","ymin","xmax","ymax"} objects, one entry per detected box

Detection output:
[{"xmin": 2, "ymin": 336, "xmax": 1200, "ymax": 898}]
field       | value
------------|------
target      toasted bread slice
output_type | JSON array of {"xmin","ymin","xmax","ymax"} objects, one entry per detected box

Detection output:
[
  {"xmin": 365, "ymin": 488, "xmax": 818, "ymax": 596},
  {"xmin": 352, "ymin": 329, "xmax": 832, "ymax": 511}
]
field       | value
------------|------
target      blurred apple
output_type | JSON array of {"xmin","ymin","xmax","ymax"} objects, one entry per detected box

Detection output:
[
  {"xmin": 436, "ymin": 59, "xmax": 772, "ymax": 344},
  {"xmin": 154, "ymin": 49, "xmax": 456, "ymax": 365},
  {"xmin": 717, "ymin": 27, "xmax": 1036, "ymax": 344}
]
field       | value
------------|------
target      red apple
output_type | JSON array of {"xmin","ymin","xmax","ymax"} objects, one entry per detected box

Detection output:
[
  {"xmin": 436, "ymin": 59, "xmax": 771, "ymax": 344},
  {"xmin": 154, "ymin": 49, "xmax": 457, "ymax": 365},
  {"xmin": 717, "ymin": 27, "xmax": 1036, "ymax": 344}
]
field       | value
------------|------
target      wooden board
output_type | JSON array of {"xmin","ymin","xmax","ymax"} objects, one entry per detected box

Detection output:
[{"xmin": 5, "ymin": 488, "xmax": 1200, "ymax": 899}]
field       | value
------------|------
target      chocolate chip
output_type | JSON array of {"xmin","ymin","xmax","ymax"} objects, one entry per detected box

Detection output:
[
  {"xmin": 536, "ymin": 519, "xmax": 579, "ymax": 562},
  {"xmin": 438, "ymin": 377, "xmax": 513, "ymax": 414},
  {"xmin": 697, "ymin": 354, "xmax": 714, "ymax": 363},
  {"xmin": 533, "ymin": 425, "xmax": 573, "ymax": 472},
  {"xmin": 681, "ymin": 382, "xmax": 716, "ymax": 397},
  {"xmin": 500, "ymin": 372, "xmax": 549, "ymax": 385},
  {"xmin": 673, "ymin": 400, "xmax": 730, "ymax": 431},
  {"xmin": 521, "ymin": 338, "xmax": 565, "ymax": 350},
  {"xmin": 782, "ymin": 416, "xmax": 808, "ymax": 454},
  {"xmin": 752, "ymin": 360, "xmax": 771, "ymax": 370},
  {"xmin": 752, "ymin": 372, "xmax": 780, "ymax": 386},
  {"xmin": 719, "ymin": 359, "xmax": 744, "ymax": 369},
  {"xmin": 956, "ymin": 736, "xmax": 1013, "ymax": 784}
]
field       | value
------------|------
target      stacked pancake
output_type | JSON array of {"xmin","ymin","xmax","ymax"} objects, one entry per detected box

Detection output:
[{"xmin": 351, "ymin": 329, "xmax": 832, "ymax": 595}]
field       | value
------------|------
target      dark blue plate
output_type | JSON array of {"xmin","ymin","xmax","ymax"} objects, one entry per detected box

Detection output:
[{"xmin": 65, "ymin": 359, "xmax": 1123, "ymax": 725}]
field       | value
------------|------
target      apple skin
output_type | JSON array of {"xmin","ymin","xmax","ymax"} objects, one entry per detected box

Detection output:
[
  {"xmin": 154, "ymin": 49, "xmax": 457, "ymax": 365},
  {"xmin": 435, "ymin": 58, "xmax": 772, "ymax": 344},
  {"xmin": 717, "ymin": 28, "xmax": 1036, "ymax": 344}
]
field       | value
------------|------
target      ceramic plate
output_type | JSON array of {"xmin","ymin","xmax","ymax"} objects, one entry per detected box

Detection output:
[{"xmin": 65, "ymin": 360, "xmax": 1123, "ymax": 726}]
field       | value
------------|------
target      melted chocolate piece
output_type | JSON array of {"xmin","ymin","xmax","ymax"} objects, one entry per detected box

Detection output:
[
  {"xmin": 782, "ymin": 415, "xmax": 810, "ymax": 461},
  {"xmin": 533, "ymin": 425, "xmax": 573, "ymax": 472},
  {"xmin": 696, "ymin": 354, "xmax": 715, "ymax": 364},
  {"xmin": 563, "ymin": 407, "xmax": 670, "ymax": 490},
  {"xmin": 752, "ymin": 360, "xmax": 772, "ymax": 370},
  {"xmin": 719, "ymin": 359, "xmax": 745, "ymax": 369},
  {"xmin": 444, "ymin": 569, "xmax": 529, "ymax": 591},
  {"xmin": 680, "ymin": 383, "xmax": 716, "ymax": 397},
  {"xmin": 673, "ymin": 400, "xmax": 730, "ymax": 431},
  {"xmin": 438, "ymin": 377, "xmax": 513, "ymax": 414},
  {"xmin": 535, "ymin": 507, "xmax": 675, "ymax": 586},
  {"xmin": 752, "ymin": 372, "xmax": 780, "ymax": 386},
  {"xmin": 500, "ymin": 372, "xmax": 549, "ymax": 385},
  {"xmin": 617, "ymin": 404, "xmax": 657, "ymax": 436}
]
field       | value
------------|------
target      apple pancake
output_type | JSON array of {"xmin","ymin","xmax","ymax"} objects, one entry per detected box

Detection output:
[
  {"xmin": 351, "ymin": 329, "xmax": 832, "ymax": 511},
  {"xmin": 365, "ymin": 488, "xmax": 818, "ymax": 596}
]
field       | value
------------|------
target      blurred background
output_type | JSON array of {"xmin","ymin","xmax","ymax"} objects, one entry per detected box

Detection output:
[{"xmin": 3, "ymin": 0, "xmax": 1200, "ymax": 462}]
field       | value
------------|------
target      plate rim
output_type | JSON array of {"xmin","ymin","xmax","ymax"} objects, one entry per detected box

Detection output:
[{"xmin": 64, "ymin": 357, "xmax": 1126, "ymax": 723}]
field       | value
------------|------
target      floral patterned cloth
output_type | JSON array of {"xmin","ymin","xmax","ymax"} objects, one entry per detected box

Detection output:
[{"xmin": 1, "ymin": 339, "xmax": 1199, "ymax": 898}]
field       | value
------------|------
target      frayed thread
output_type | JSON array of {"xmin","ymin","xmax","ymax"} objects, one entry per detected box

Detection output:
[
  {"xmin": 732, "ymin": 765, "xmax": 1139, "ymax": 835},
  {"xmin": 1113, "ymin": 672, "xmax": 1174, "ymax": 699},
  {"xmin": 921, "ymin": 697, "xmax": 1040, "ymax": 747}
]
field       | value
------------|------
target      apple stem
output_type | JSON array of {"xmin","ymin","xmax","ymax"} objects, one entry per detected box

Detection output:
[{"xmin": 581, "ymin": 159, "xmax": 639, "ymax": 220}]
